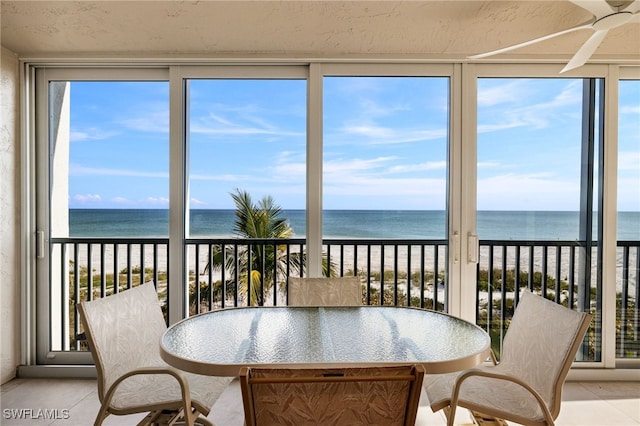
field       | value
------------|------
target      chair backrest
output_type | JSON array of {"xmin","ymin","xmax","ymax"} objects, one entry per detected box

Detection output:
[
  {"xmin": 240, "ymin": 364, "xmax": 425, "ymax": 426},
  {"xmin": 287, "ymin": 276, "xmax": 362, "ymax": 306},
  {"xmin": 77, "ymin": 283, "xmax": 168, "ymax": 402},
  {"xmin": 499, "ymin": 290, "xmax": 591, "ymax": 419}
]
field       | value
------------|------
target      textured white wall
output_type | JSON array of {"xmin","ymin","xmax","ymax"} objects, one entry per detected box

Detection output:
[{"xmin": 1, "ymin": 46, "xmax": 20, "ymax": 384}]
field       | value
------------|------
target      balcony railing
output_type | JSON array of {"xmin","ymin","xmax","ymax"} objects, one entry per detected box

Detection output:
[
  {"xmin": 185, "ymin": 238, "xmax": 448, "ymax": 312},
  {"xmin": 50, "ymin": 237, "xmax": 638, "ymax": 360}
]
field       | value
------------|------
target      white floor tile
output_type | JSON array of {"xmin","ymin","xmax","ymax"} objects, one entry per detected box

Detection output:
[{"xmin": 1, "ymin": 378, "xmax": 638, "ymax": 426}]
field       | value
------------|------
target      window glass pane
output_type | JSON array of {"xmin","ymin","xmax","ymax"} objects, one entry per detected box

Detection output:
[
  {"xmin": 48, "ymin": 80, "xmax": 169, "ymax": 352},
  {"xmin": 187, "ymin": 79, "xmax": 307, "ymax": 237},
  {"xmin": 323, "ymin": 77, "xmax": 448, "ymax": 238},
  {"xmin": 60, "ymin": 81, "xmax": 170, "ymax": 237},
  {"xmin": 186, "ymin": 79, "xmax": 307, "ymax": 309},
  {"xmin": 323, "ymin": 76, "xmax": 449, "ymax": 308},
  {"xmin": 617, "ymin": 79, "xmax": 640, "ymax": 359},
  {"xmin": 477, "ymin": 78, "xmax": 584, "ymax": 240}
]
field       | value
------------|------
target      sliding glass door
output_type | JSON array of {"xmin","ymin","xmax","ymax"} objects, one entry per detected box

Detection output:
[{"xmin": 35, "ymin": 68, "xmax": 169, "ymax": 364}]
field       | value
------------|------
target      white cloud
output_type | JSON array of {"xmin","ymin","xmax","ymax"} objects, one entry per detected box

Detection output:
[
  {"xmin": 477, "ymin": 173, "xmax": 580, "ymax": 210},
  {"xmin": 265, "ymin": 151, "xmax": 306, "ymax": 182},
  {"xmin": 192, "ymin": 123, "xmax": 302, "ymax": 138},
  {"xmin": 618, "ymin": 151, "xmax": 640, "ymax": 171},
  {"xmin": 342, "ymin": 124, "xmax": 395, "ymax": 139},
  {"xmin": 478, "ymin": 161, "xmax": 502, "ymax": 168},
  {"xmin": 119, "ymin": 110, "xmax": 169, "ymax": 133},
  {"xmin": 324, "ymin": 156, "xmax": 397, "ymax": 177},
  {"xmin": 619, "ymin": 104, "xmax": 640, "ymax": 115},
  {"xmin": 110, "ymin": 197, "xmax": 132, "ymax": 205},
  {"xmin": 70, "ymin": 128, "xmax": 119, "ymax": 142},
  {"xmin": 189, "ymin": 173, "xmax": 251, "ymax": 182},
  {"xmin": 340, "ymin": 125, "xmax": 447, "ymax": 144},
  {"xmin": 72, "ymin": 194, "xmax": 102, "ymax": 203},
  {"xmin": 208, "ymin": 113, "xmax": 236, "ymax": 127},
  {"xmin": 70, "ymin": 164, "xmax": 167, "ymax": 178},
  {"xmin": 478, "ymin": 80, "xmax": 582, "ymax": 133},
  {"xmin": 387, "ymin": 161, "xmax": 446, "ymax": 173},
  {"xmin": 141, "ymin": 197, "xmax": 169, "ymax": 205},
  {"xmin": 617, "ymin": 176, "xmax": 640, "ymax": 211},
  {"xmin": 323, "ymin": 175, "xmax": 447, "ymax": 210},
  {"xmin": 190, "ymin": 198, "xmax": 207, "ymax": 206},
  {"xmin": 477, "ymin": 80, "xmax": 527, "ymax": 107},
  {"xmin": 189, "ymin": 107, "xmax": 302, "ymax": 139},
  {"xmin": 477, "ymin": 122, "xmax": 525, "ymax": 134}
]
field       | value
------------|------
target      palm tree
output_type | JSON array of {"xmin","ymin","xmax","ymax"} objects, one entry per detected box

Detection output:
[{"xmin": 206, "ymin": 189, "xmax": 304, "ymax": 306}]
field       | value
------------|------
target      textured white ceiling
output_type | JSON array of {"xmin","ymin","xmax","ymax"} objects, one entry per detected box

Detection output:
[{"xmin": 1, "ymin": 1, "xmax": 639, "ymax": 62}]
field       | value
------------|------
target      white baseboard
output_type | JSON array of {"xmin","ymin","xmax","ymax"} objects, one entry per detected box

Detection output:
[
  {"xmin": 567, "ymin": 368, "xmax": 640, "ymax": 382},
  {"xmin": 16, "ymin": 365, "xmax": 97, "ymax": 379}
]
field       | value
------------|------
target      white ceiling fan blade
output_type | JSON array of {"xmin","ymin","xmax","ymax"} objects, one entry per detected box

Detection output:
[
  {"xmin": 469, "ymin": 21, "xmax": 592, "ymax": 59},
  {"xmin": 569, "ymin": 0, "xmax": 615, "ymax": 18},
  {"xmin": 561, "ymin": 29, "xmax": 608, "ymax": 72}
]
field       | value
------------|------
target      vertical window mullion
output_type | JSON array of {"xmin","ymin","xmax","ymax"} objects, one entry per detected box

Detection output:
[
  {"xmin": 168, "ymin": 68, "xmax": 188, "ymax": 324},
  {"xmin": 307, "ymin": 63, "xmax": 324, "ymax": 277}
]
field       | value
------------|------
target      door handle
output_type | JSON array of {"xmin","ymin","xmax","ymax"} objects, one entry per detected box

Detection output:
[
  {"xmin": 452, "ymin": 231, "xmax": 460, "ymax": 264},
  {"xmin": 37, "ymin": 230, "xmax": 45, "ymax": 259},
  {"xmin": 467, "ymin": 232, "xmax": 478, "ymax": 264}
]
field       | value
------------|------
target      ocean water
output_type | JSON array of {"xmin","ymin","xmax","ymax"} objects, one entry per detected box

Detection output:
[{"xmin": 68, "ymin": 209, "xmax": 640, "ymax": 240}]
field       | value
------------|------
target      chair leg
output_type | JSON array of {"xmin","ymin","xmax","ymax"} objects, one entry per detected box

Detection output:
[
  {"xmin": 138, "ymin": 409, "xmax": 158, "ymax": 425},
  {"xmin": 442, "ymin": 405, "xmax": 483, "ymax": 426},
  {"xmin": 443, "ymin": 406, "xmax": 457, "ymax": 426},
  {"xmin": 93, "ymin": 404, "xmax": 111, "ymax": 426}
]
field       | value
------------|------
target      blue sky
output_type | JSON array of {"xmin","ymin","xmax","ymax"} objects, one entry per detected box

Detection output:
[{"xmin": 67, "ymin": 76, "xmax": 639, "ymax": 211}]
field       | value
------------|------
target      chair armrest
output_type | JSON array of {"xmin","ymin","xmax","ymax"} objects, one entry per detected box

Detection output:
[
  {"xmin": 448, "ymin": 368, "xmax": 554, "ymax": 426},
  {"xmin": 102, "ymin": 367, "xmax": 195, "ymax": 425}
]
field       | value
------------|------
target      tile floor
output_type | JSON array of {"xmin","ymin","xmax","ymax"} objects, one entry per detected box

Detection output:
[{"xmin": 1, "ymin": 378, "xmax": 639, "ymax": 425}]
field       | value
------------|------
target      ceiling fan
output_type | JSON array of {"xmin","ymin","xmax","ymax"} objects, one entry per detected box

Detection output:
[{"xmin": 469, "ymin": 0, "xmax": 640, "ymax": 73}]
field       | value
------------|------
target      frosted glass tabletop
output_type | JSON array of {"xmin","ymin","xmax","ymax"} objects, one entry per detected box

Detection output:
[{"xmin": 160, "ymin": 306, "xmax": 491, "ymax": 376}]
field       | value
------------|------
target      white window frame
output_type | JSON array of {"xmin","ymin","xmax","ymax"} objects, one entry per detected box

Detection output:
[{"xmin": 20, "ymin": 60, "xmax": 637, "ymax": 376}]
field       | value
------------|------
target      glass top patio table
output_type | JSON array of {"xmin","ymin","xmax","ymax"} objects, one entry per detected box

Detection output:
[{"xmin": 160, "ymin": 306, "xmax": 491, "ymax": 376}]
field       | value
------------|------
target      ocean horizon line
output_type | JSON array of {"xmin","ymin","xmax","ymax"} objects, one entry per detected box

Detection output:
[
  {"xmin": 66, "ymin": 208, "xmax": 640, "ymax": 240},
  {"xmin": 68, "ymin": 207, "xmax": 640, "ymax": 213}
]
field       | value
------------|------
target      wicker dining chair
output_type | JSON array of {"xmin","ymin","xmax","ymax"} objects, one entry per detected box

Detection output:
[
  {"xmin": 78, "ymin": 282, "xmax": 231, "ymax": 426},
  {"xmin": 240, "ymin": 364, "xmax": 425, "ymax": 426},
  {"xmin": 424, "ymin": 289, "xmax": 592, "ymax": 426},
  {"xmin": 287, "ymin": 276, "xmax": 362, "ymax": 306}
]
